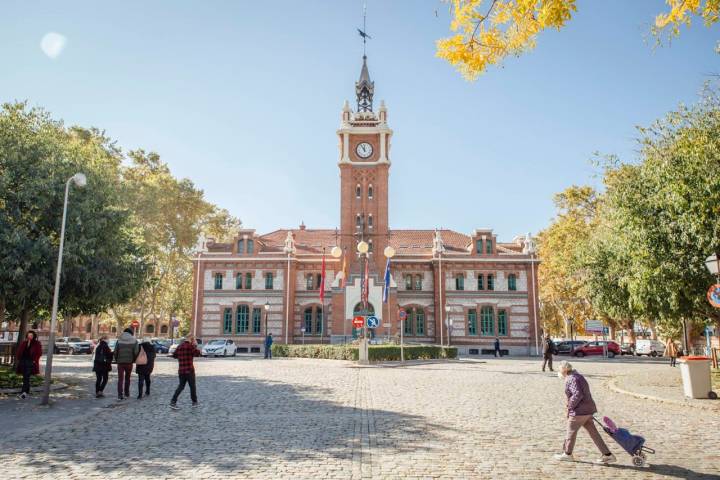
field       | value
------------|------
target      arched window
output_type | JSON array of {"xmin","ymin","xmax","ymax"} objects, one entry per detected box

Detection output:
[
  {"xmin": 214, "ymin": 272, "xmax": 223, "ymax": 290},
  {"xmin": 245, "ymin": 272, "xmax": 252, "ymax": 289},
  {"xmin": 368, "ymin": 214, "xmax": 373, "ymax": 228},
  {"xmin": 508, "ymin": 273, "xmax": 517, "ymax": 291},
  {"xmin": 455, "ymin": 274, "xmax": 464, "ymax": 291},
  {"xmin": 223, "ymin": 308, "xmax": 232, "ymax": 334},
  {"xmin": 467, "ymin": 309, "xmax": 478, "ymax": 335},
  {"xmin": 252, "ymin": 307, "xmax": 262, "ymax": 334},
  {"xmin": 236, "ymin": 273, "xmax": 243, "ymax": 289},
  {"xmin": 368, "ymin": 184, "xmax": 373, "ymax": 199},
  {"xmin": 247, "ymin": 239, "xmax": 254, "ymax": 254},
  {"xmin": 237, "ymin": 239, "xmax": 245, "ymax": 253},
  {"xmin": 304, "ymin": 307, "xmax": 313, "ymax": 334},
  {"xmin": 160, "ymin": 325, "xmax": 169, "ymax": 334},
  {"xmin": 236, "ymin": 305, "xmax": 249, "ymax": 333},
  {"xmin": 146, "ymin": 324, "xmax": 154, "ymax": 334},
  {"xmin": 498, "ymin": 309, "xmax": 507, "ymax": 336},
  {"xmin": 481, "ymin": 306, "xmax": 494, "ymax": 336},
  {"xmin": 85, "ymin": 322, "xmax": 92, "ymax": 333},
  {"xmin": 477, "ymin": 274, "xmax": 484, "ymax": 290},
  {"xmin": 414, "ymin": 274, "xmax": 422, "ymax": 291},
  {"xmin": 487, "ymin": 274, "xmax": 495, "ymax": 291},
  {"xmin": 405, "ymin": 274, "xmax": 412, "ymax": 290},
  {"xmin": 356, "ymin": 214, "xmax": 362, "ymax": 229},
  {"xmin": 353, "ymin": 303, "xmax": 375, "ymax": 316},
  {"xmin": 356, "ymin": 184, "xmax": 361, "ymax": 198}
]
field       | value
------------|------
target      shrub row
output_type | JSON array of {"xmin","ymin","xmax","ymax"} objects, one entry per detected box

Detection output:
[
  {"xmin": 0, "ymin": 366, "xmax": 43, "ymax": 389},
  {"xmin": 271, "ymin": 344, "xmax": 457, "ymax": 362}
]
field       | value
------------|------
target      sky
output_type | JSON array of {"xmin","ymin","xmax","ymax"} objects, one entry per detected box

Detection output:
[{"xmin": 1, "ymin": 1, "xmax": 718, "ymax": 241}]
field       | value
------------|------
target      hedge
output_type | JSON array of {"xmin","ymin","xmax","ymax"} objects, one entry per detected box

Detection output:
[
  {"xmin": 271, "ymin": 344, "xmax": 457, "ymax": 362},
  {"xmin": 0, "ymin": 366, "xmax": 43, "ymax": 389}
]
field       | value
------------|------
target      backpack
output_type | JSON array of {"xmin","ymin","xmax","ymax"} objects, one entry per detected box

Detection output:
[{"xmin": 136, "ymin": 346, "xmax": 148, "ymax": 365}]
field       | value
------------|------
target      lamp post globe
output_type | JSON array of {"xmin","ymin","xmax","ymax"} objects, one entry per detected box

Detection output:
[
  {"xmin": 331, "ymin": 246, "xmax": 342, "ymax": 258},
  {"xmin": 357, "ymin": 240, "xmax": 369, "ymax": 254},
  {"xmin": 383, "ymin": 246, "xmax": 395, "ymax": 258},
  {"xmin": 72, "ymin": 172, "xmax": 87, "ymax": 187},
  {"xmin": 705, "ymin": 254, "xmax": 719, "ymax": 275}
]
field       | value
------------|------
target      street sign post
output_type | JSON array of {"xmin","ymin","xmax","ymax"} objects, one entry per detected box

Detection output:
[
  {"xmin": 366, "ymin": 316, "xmax": 379, "ymax": 329},
  {"xmin": 398, "ymin": 308, "xmax": 406, "ymax": 362}
]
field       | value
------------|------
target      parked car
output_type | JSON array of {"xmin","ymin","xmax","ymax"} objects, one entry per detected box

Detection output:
[
  {"xmin": 620, "ymin": 342, "xmax": 635, "ymax": 355},
  {"xmin": 572, "ymin": 341, "xmax": 621, "ymax": 358},
  {"xmin": 53, "ymin": 337, "xmax": 93, "ymax": 355},
  {"xmin": 554, "ymin": 340, "xmax": 586, "ymax": 355},
  {"xmin": 635, "ymin": 339, "xmax": 665, "ymax": 357},
  {"xmin": 201, "ymin": 339, "xmax": 237, "ymax": 357},
  {"xmin": 152, "ymin": 339, "xmax": 171, "ymax": 354},
  {"xmin": 168, "ymin": 338, "xmax": 203, "ymax": 356}
]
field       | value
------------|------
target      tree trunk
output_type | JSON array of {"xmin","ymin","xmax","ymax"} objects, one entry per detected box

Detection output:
[
  {"xmin": 626, "ymin": 319, "xmax": 636, "ymax": 345},
  {"xmin": 13, "ymin": 308, "xmax": 32, "ymax": 369}
]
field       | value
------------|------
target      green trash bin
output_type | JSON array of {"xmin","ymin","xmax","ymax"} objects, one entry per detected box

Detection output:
[{"xmin": 678, "ymin": 356, "xmax": 717, "ymax": 399}]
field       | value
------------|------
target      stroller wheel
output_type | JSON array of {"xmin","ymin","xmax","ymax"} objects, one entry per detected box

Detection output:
[{"xmin": 632, "ymin": 455, "xmax": 645, "ymax": 467}]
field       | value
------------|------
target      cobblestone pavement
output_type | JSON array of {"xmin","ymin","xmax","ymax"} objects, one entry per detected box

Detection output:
[{"xmin": 0, "ymin": 355, "xmax": 718, "ymax": 479}]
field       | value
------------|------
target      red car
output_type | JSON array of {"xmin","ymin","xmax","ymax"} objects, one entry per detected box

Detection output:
[{"xmin": 572, "ymin": 341, "xmax": 620, "ymax": 358}]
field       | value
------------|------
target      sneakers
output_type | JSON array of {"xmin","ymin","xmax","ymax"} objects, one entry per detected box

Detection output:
[
  {"xmin": 192, "ymin": 402, "xmax": 199, "ymax": 408},
  {"xmin": 117, "ymin": 395, "xmax": 124, "ymax": 401},
  {"xmin": 595, "ymin": 453, "xmax": 617, "ymax": 464},
  {"xmin": 137, "ymin": 395, "xmax": 143, "ymax": 400},
  {"xmin": 17, "ymin": 392, "xmax": 27, "ymax": 400},
  {"xmin": 553, "ymin": 453, "xmax": 574, "ymax": 462},
  {"xmin": 170, "ymin": 403, "xmax": 180, "ymax": 410}
]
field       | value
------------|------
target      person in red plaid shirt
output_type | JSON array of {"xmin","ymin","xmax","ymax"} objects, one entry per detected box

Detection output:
[{"xmin": 170, "ymin": 334, "xmax": 201, "ymax": 410}]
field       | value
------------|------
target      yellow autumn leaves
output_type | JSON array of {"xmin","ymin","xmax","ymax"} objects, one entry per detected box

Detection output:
[{"xmin": 438, "ymin": 0, "xmax": 719, "ymax": 80}]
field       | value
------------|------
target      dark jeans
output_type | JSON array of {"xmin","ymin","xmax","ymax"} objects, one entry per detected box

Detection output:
[
  {"xmin": 95, "ymin": 370, "xmax": 109, "ymax": 393},
  {"xmin": 171, "ymin": 372, "xmax": 197, "ymax": 404},
  {"xmin": 20, "ymin": 360, "xmax": 33, "ymax": 394},
  {"xmin": 117, "ymin": 363, "xmax": 133, "ymax": 397},
  {"xmin": 670, "ymin": 356, "xmax": 677, "ymax": 367},
  {"xmin": 542, "ymin": 356, "xmax": 554, "ymax": 372},
  {"xmin": 138, "ymin": 372, "xmax": 151, "ymax": 396},
  {"xmin": 264, "ymin": 346, "xmax": 272, "ymax": 359},
  {"xmin": 494, "ymin": 348, "xmax": 501, "ymax": 357}
]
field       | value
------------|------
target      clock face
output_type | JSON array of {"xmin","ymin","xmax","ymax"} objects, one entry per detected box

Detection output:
[{"xmin": 356, "ymin": 142, "xmax": 373, "ymax": 159}]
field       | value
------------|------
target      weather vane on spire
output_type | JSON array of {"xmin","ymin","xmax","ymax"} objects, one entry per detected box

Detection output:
[{"xmin": 357, "ymin": 3, "xmax": 371, "ymax": 56}]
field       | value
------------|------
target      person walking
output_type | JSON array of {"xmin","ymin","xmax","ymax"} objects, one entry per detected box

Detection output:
[
  {"xmin": 92, "ymin": 334, "xmax": 113, "ymax": 398},
  {"xmin": 15, "ymin": 330, "xmax": 42, "ymax": 399},
  {"xmin": 665, "ymin": 338, "xmax": 678, "ymax": 367},
  {"xmin": 542, "ymin": 335, "xmax": 556, "ymax": 372},
  {"xmin": 114, "ymin": 328, "xmax": 139, "ymax": 401},
  {"xmin": 494, "ymin": 337, "xmax": 501, "ymax": 357},
  {"xmin": 554, "ymin": 361, "xmax": 616, "ymax": 464},
  {"xmin": 170, "ymin": 334, "xmax": 201, "ymax": 410},
  {"xmin": 136, "ymin": 337, "xmax": 156, "ymax": 399},
  {"xmin": 264, "ymin": 333, "xmax": 273, "ymax": 359}
]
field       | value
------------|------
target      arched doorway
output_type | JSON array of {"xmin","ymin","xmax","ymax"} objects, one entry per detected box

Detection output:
[{"xmin": 352, "ymin": 302, "xmax": 375, "ymax": 339}]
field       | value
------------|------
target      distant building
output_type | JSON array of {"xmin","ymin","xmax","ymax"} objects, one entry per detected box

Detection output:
[{"xmin": 191, "ymin": 56, "xmax": 540, "ymax": 355}]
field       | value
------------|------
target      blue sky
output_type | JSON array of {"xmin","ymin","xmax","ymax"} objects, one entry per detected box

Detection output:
[{"xmin": 1, "ymin": 1, "xmax": 717, "ymax": 241}]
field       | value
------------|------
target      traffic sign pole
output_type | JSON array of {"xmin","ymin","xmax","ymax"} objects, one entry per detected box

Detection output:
[{"xmin": 398, "ymin": 307, "xmax": 406, "ymax": 363}]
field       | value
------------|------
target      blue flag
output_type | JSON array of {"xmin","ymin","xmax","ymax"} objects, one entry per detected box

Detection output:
[{"xmin": 382, "ymin": 257, "xmax": 390, "ymax": 303}]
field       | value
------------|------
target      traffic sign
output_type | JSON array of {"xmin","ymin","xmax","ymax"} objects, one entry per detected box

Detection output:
[
  {"xmin": 352, "ymin": 316, "xmax": 365, "ymax": 328},
  {"xmin": 366, "ymin": 316, "xmax": 379, "ymax": 328},
  {"xmin": 584, "ymin": 319, "xmax": 603, "ymax": 333},
  {"xmin": 131, "ymin": 320, "xmax": 140, "ymax": 328},
  {"xmin": 398, "ymin": 308, "xmax": 407, "ymax": 320}
]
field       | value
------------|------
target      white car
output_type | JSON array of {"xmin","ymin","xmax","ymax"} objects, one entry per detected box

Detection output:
[
  {"xmin": 202, "ymin": 339, "xmax": 237, "ymax": 357},
  {"xmin": 635, "ymin": 339, "xmax": 666, "ymax": 357}
]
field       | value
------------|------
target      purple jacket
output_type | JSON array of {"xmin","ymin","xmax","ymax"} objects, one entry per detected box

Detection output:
[{"xmin": 564, "ymin": 371, "xmax": 597, "ymax": 416}]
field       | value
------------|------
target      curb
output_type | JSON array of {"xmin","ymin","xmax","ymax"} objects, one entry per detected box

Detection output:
[
  {"xmin": 607, "ymin": 377, "xmax": 719, "ymax": 412},
  {"xmin": 0, "ymin": 382, "xmax": 69, "ymax": 395}
]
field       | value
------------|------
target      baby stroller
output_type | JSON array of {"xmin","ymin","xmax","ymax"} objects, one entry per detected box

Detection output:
[{"xmin": 594, "ymin": 416, "xmax": 655, "ymax": 467}]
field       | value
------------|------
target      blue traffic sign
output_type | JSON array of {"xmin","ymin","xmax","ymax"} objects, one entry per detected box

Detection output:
[
  {"xmin": 398, "ymin": 309, "xmax": 407, "ymax": 320},
  {"xmin": 366, "ymin": 315, "xmax": 379, "ymax": 328}
]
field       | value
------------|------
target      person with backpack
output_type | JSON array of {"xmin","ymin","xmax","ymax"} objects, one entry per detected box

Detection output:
[
  {"xmin": 92, "ymin": 334, "xmax": 113, "ymax": 398},
  {"xmin": 135, "ymin": 337, "xmax": 156, "ymax": 399},
  {"xmin": 542, "ymin": 334, "xmax": 556, "ymax": 372},
  {"xmin": 15, "ymin": 330, "xmax": 42, "ymax": 399},
  {"xmin": 170, "ymin": 334, "xmax": 201, "ymax": 410},
  {"xmin": 114, "ymin": 327, "xmax": 139, "ymax": 401}
]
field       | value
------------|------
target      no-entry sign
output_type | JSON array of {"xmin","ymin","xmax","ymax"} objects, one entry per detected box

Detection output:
[
  {"xmin": 131, "ymin": 320, "xmax": 140, "ymax": 329},
  {"xmin": 352, "ymin": 316, "xmax": 365, "ymax": 328},
  {"xmin": 398, "ymin": 308, "xmax": 407, "ymax": 321}
]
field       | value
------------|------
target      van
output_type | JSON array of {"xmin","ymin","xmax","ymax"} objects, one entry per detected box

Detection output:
[{"xmin": 635, "ymin": 339, "xmax": 665, "ymax": 357}]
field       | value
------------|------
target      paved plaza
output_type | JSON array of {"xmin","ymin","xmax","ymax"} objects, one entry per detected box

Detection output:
[{"xmin": 0, "ymin": 355, "xmax": 718, "ymax": 479}]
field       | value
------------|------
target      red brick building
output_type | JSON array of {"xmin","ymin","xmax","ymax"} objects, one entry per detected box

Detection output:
[{"xmin": 191, "ymin": 56, "xmax": 540, "ymax": 355}]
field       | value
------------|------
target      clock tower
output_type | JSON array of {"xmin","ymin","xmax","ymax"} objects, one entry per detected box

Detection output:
[{"xmin": 338, "ymin": 55, "xmax": 393, "ymax": 276}]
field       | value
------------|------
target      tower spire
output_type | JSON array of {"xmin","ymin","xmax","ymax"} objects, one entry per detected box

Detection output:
[{"xmin": 356, "ymin": 3, "xmax": 374, "ymax": 112}]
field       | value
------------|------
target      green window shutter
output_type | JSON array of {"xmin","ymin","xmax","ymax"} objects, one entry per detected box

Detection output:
[
  {"xmin": 487, "ymin": 274, "xmax": 494, "ymax": 291},
  {"xmin": 247, "ymin": 239, "xmax": 254, "ymax": 254},
  {"xmin": 468, "ymin": 309, "xmax": 477, "ymax": 336},
  {"xmin": 236, "ymin": 305, "xmax": 249, "ymax": 333},
  {"xmin": 304, "ymin": 308, "xmax": 313, "ymax": 334},
  {"xmin": 252, "ymin": 308, "xmax": 262, "ymax": 334},
  {"xmin": 223, "ymin": 308, "xmax": 232, "ymax": 334},
  {"xmin": 265, "ymin": 272, "xmax": 273, "ymax": 290},
  {"xmin": 237, "ymin": 239, "xmax": 244, "ymax": 253},
  {"xmin": 476, "ymin": 239, "xmax": 482, "ymax": 254},
  {"xmin": 214, "ymin": 273, "xmax": 223, "ymax": 290},
  {"xmin": 416, "ymin": 309, "xmax": 425, "ymax": 335},
  {"xmin": 477, "ymin": 274, "xmax": 484, "ymax": 290},
  {"xmin": 316, "ymin": 307, "xmax": 323, "ymax": 335},
  {"xmin": 245, "ymin": 273, "xmax": 252, "ymax": 290},
  {"xmin": 508, "ymin": 274, "xmax": 516, "ymax": 291},
  {"xmin": 481, "ymin": 306, "xmax": 494, "ymax": 336},
  {"xmin": 486, "ymin": 239, "xmax": 492, "ymax": 254},
  {"xmin": 236, "ymin": 273, "xmax": 242, "ymax": 289},
  {"xmin": 404, "ymin": 309, "xmax": 413, "ymax": 335},
  {"xmin": 456, "ymin": 274, "xmax": 464, "ymax": 291},
  {"xmin": 498, "ymin": 309, "xmax": 507, "ymax": 336},
  {"xmin": 405, "ymin": 275, "xmax": 412, "ymax": 290}
]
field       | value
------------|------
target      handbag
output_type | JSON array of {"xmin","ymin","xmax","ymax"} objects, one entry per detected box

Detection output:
[{"xmin": 136, "ymin": 346, "xmax": 148, "ymax": 365}]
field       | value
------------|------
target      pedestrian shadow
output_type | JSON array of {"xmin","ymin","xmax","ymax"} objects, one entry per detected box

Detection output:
[
  {"xmin": 574, "ymin": 460, "xmax": 720, "ymax": 479},
  {"xmin": 0, "ymin": 370, "xmax": 462, "ymax": 477}
]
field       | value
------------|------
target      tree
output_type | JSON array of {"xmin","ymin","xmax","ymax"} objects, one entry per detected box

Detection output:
[
  {"xmin": 437, "ymin": 0, "xmax": 719, "ymax": 79},
  {"xmin": 0, "ymin": 103, "xmax": 150, "ymax": 346}
]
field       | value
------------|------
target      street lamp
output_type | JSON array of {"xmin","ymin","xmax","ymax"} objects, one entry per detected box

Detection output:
[
  {"xmin": 41, "ymin": 173, "xmax": 86, "ymax": 406},
  {"xmin": 445, "ymin": 305, "xmax": 451, "ymax": 346},
  {"xmin": 524, "ymin": 232, "xmax": 540, "ymax": 357},
  {"xmin": 264, "ymin": 301, "xmax": 270, "ymax": 336},
  {"xmin": 357, "ymin": 240, "xmax": 370, "ymax": 364}
]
